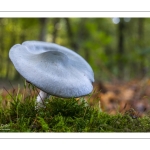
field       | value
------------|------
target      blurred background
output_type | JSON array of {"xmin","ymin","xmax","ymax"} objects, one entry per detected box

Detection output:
[
  {"xmin": 1, "ymin": 18, "xmax": 150, "ymax": 82},
  {"xmin": 1, "ymin": 18, "xmax": 150, "ymax": 115}
]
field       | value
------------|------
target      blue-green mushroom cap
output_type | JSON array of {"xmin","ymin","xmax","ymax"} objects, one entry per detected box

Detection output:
[{"xmin": 9, "ymin": 41, "xmax": 94, "ymax": 98}]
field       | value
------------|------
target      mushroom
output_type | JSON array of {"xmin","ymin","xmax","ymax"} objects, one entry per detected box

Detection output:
[{"xmin": 9, "ymin": 41, "xmax": 94, "ymax": 107}]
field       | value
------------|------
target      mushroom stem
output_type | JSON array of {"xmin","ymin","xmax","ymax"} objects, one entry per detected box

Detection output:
[{"xmin": 36, "ymin": 90, "xmax": 49, "ymax": 107}]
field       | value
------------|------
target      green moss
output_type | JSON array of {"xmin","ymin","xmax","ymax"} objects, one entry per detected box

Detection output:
[{"xmin": 0, "ymin": 92, "xmax": 150, "ymax": 132}]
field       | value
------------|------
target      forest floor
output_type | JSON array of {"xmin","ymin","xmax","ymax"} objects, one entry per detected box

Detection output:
[
  {"xmin": 1, "ymin": 78, "xmax": 150, "ymax": 117},
  {"xmin": 1, "ymin": 79, "xmax": 150, "ymax": 132},
  {"xmin": 91, "ymin": 78, "xmax": 150, "ymax": 117}
]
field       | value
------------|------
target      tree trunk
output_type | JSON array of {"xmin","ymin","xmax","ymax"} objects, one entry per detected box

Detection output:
[
  {"xmin": 52, "ymin": 18, "xmax": 60, "ymax": 43},
  {"xmin": 138, "ymin": 18, "xmax": 146, "ymax": 78},
  {"xmin": 64, "ymin": 18, "xmax": 78, "ymax": 52},
  {"xmin": 117, "ymin": 18, "xmax": 125, "ymax": 79},
  {"xmin": 39, "ymin": 18, "xmax": 47, "ymax": 41}
]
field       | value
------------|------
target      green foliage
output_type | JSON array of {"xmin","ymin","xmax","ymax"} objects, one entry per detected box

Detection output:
[
  {"xmin": 2, "ymin": 18, "xmax": 150, "ymax": 81},
  {"xmin": 1, "ymin": 90, "xmax": 150, "ymax": 132}
]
